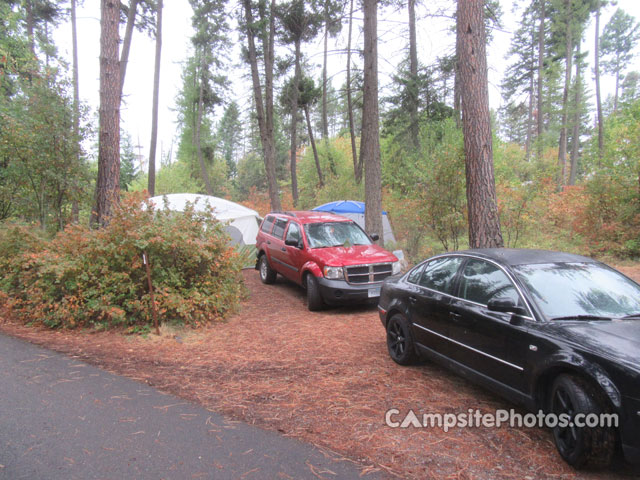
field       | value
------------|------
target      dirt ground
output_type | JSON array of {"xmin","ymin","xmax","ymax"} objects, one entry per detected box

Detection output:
[{"xmin": 2, "ymin": 266, "xmax": 640, "ymax": 480}]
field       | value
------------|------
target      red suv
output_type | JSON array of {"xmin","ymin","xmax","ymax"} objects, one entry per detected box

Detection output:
[{"xmin": 255, "ymin": 211, "xmax": 400, "ymax": 310}]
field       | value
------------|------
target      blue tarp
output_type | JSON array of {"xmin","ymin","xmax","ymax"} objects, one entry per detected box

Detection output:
[{"xmin": 313, "ymin": 200, "xmax": 388, "ymax": 215}]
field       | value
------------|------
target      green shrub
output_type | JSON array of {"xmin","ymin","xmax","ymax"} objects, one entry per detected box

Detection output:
[{"xmin": 1, "ymin": 193, "xmax": 246, "ymax": 329}]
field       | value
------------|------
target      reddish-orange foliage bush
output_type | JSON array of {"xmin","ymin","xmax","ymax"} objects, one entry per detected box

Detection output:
[{"xmin": 0, "ymin": 193, "xmax": 246, "ymax": 329}]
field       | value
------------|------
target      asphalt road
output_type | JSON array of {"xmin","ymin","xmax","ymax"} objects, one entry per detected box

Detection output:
[{"xmin": 0, "ymin": 333, "xmax": 381, "ymax": 480}]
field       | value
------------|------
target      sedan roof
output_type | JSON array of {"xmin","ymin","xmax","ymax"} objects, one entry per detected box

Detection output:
[{"xmin": 450, "ymin": 248, "xmax": 597, "ymax": 267}]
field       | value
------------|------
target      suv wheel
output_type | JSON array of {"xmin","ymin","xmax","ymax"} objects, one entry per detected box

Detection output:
[
  {"xmin": 258, "ymin": 254, "xmax": 277, "ymax": 284},
  {"xmin": 306, "ymin": 274, "xmax": 324, "ymax": 311},
  {"xmin": 549, "ymin": 374, "xmax": 615, "ymax": 468},
  {"xmin": 386, "ymin": 314, "xmax": 418, "ymax": 365}
]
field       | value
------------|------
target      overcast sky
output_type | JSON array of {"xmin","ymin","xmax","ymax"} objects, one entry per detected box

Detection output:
[{"xmin": 53, "ymin": 0, "xmax": 640, "ymax": 172}]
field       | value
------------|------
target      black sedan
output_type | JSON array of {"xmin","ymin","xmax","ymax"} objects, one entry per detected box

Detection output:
[{"xmin": 378, "ymin": 248, "xmax": 640, "ymax": 469}]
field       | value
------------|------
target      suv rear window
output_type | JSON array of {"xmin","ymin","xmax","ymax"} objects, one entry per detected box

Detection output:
[
  {"xmin": 272, "ymin": 218, "xmax": 288, "ymax": 239},
  {"xmin": 261, "ymin": 215, "xmax": 275, "ymax": 233}
]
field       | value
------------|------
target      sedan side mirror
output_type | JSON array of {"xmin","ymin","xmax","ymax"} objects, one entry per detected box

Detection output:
[
  {"xmin": 487, "ymin": 297, "xmax": 527, "ymax": 317},
  {"xmin": 370, "ymin": 233, "xmax": 380, "ymax": 242}
]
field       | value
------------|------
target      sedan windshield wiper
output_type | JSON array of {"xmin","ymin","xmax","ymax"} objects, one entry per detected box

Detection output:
[
  {"xmin": 550, "ymin": 315, "xmax": 612, "ymax": 321},
  {"xmin": 619, "ymin": 313, "xmax": 640, "ymax": 319}
]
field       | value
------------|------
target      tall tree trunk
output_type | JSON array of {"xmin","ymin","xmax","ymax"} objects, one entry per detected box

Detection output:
[
  {"xmin": 569, "ymin": 43, "xmax": 582, "ymax": 186},
  {"xmin": 594, "ymin": 0, "xmax": 604, "ymax": 159},
  {"xmin": 457, "ymin": 0, "xmax": 503, "ymax": 249},
  {"xmin": 290, "ymin": 40, "xmax": 302, "ymax": 207},
  {"xmin": 71, "ymin": 0, "xmax": 80, "ymax": 223},
  {"xmin": 537, "ymin": 0, "xmax": 545, "ymax": 155},
  {"xmin": 195, "ymin": 53, "xmax": 214, "ymax": 196},
  {"xmin": 614, "ymin": 53, "xmax": 620, "ymax": 112},
  {"xmin": 119, "ymin": 0, "xmax": 139, "ymax": 100},
  {"xmin": 304, "ymin": 105, "xmax": 323, "ymax": 187},
  {"xmin": 25, "ymin": 0, "xmax": 35, "ymax": 54},
  {"xmin": 525, "ymin": 30, "xmax": 535, "ymax": 162},
  {"xmin": 148, "ymin": 0, "xmax": 162, "ymax": 197},
  {"xmin": 346, "ymin": 0, "xmax": 360, "ymax": 183},
  {"xmin": 408, "ymin": 0, "xmax": 419, "ymax": 148},
  {"xmin": 558, "ymin": 0, "xmax": 573, "ymax": 186},
  {"xmin": 243, "ymin": 0, "xmax": 281, "ymax": 211},
  {"xmin": 95, "ymin": 0, "xmax": 121, "ymax": 227},
  {"xmin": 322, "ymin": 1, "xmax": 329, "ymax": 139},
  {"xmin": 360, "ymin": 0, "xmax": 382, "ymax": 243},
  {"xmin": 454, "ymin": 62, "xmax": 461, "ymax": 128}
]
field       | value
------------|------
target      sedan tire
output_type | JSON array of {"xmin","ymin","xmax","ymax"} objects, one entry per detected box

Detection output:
[
  {"xmin": 386, "ymin": 314, "xmax": 418, "ymax": 365},
  {"xmin": 549, "ymin": 374, "xmax": 615, "ymax": 469}
]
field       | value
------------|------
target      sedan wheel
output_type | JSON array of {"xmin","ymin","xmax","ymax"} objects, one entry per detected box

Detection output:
[
  {"xmin": 549, "ymin": 375, "xmax": 615, "ymax": 468},
  {"xmin": 386, "ymin": 314, "xmax": 417, "ymax": 365}
]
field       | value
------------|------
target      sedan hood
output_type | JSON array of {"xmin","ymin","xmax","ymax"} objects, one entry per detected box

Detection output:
[
  {"xmin": 310, "ymin": 244, "xmax": 398, "ymax": 267},
  {"xmin": 547, "ymin": 320, "xmax": 640, "ymax": 368}
]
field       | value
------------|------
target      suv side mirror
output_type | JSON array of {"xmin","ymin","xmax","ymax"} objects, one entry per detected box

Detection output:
[
  {"xmin": 285, "ymin": 238, "xmax": 303, "ymax": 249},
  {"xmin": 487, "ymin": 297, "xmax": 527, "ymax": 317},
  {"xmin": 369, "ymin": 233, "xmax": 380, "ymax": 242}
]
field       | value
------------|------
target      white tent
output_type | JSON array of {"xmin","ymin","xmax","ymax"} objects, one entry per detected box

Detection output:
[{"xmin": 148, "ymin": 193, "xmax": 261, "ymax": 246}]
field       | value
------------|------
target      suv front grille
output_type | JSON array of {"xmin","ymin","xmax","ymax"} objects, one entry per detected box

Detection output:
[{"xmin": 345, "ymin": 263, "xmax": 393, "ymax": 284}]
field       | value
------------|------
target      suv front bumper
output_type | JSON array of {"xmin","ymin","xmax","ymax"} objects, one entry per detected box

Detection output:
[{"xmin": 317, "ymin": 277, "xmax": 383, "ymax": 305}]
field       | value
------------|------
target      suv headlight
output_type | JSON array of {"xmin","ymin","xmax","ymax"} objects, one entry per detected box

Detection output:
[
  {"xmin": 323, "ymin": 266, "xmax": 344, "ymax": 280},
  {"xmin": 392, "ymin": 261, "xmax": 402, "ymax": 275}
]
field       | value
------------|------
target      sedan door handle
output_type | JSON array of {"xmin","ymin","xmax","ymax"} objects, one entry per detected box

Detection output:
[
  {"xmin": 281, "ymin": 247, "xmax": 287, "ymax": 252},
  {"xmin": 449, "ymin": 311, "xmax": 462, "ymax": 321},
  {"xmin": 408, "ymin": 296, "xmax": 417, "ymax": 304},
  {"xmin": 267, "ymin": 240, "xmax": 271, "ymax": 245}
]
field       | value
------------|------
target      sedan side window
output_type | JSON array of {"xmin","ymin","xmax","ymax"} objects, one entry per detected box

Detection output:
[
  {"xmin": 406, "ymin": 263, "xmax": 426, "ymax": 284},
  {"xmin": 459, "ymin": 259, "xmax": 520, "ymax": 306},
  {"xmin": 418, "ymin": 257, "xmax": 463, "ymax": 295}
]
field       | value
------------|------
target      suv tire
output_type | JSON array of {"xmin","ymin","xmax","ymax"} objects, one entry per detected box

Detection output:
[
  {"xmin": 258, "ymin": 254, "xmax": 277, "ymax": 284},
  {"xmin": 306, "ymin": 274, "xmax": 324, "ymax": 311}
]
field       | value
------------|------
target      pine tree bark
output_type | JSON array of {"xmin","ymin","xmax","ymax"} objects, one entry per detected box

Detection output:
[
  {"xmin": 304, "ymin": 105, "xmax": 323, "ymax": 187},
  {"xmin": 96, "ymin": 0, "xmax": 121, "ymax": 227},
  {"xmin": 360, "ymin": 0, "xmax": 382, "ymax": 243},
  {"xmin": 525, "ymin": 30, "xmax": 535, "ymax": 162},
  {"xmin": 408, "ymin": 0, "xmax": 419, "ymax": 148},
  {"xmin": 537, "ymin": 0, "xmax": 545, "ymax": 155},
  {"xmin": 243, "ymin": 0, "xmax": 281, "ymax": 211},
  {"xmin": 346, "ymin": 0, "xmax": 360, "ymax": 183},
  {"xmin": 289, "ymin": 40, "xmax": 302, "ymax": 207},
  {"xmin": 569, "ymin": 43, "xmax": 582, "ymax": 186},
  {"xmin": 71, "ymin": 0, "xmax": 80, "ymax": 223},
  {"xmin": 195, "ymin": 52, "xmax": 214, "ymax": 196},
  {"xmin": 322, "ymin": 1, "xmax": 329, "ymax": 139},
  {"xmin": 558, "ymin": 0, "xmax": 573, "ymax": 186},
  {"xmin": 594, "ymin": 0, "xmax": 604, "ymax": 159},
  {"xmin": 119, "ymin": 0, "xmax": 139, "ymax": 99},
  {"xmin": 457, "ymin": 0, "xmax": 503, "ymax": 249},
  {"xmin": 148, "ymin": 0, "xmax": 162, "ymax": 197}
]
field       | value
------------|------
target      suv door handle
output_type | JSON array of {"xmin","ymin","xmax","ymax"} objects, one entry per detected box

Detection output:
[
  {"xmin": 450, "ymin": 312, "xmax": 462, "ymax": 321},
  {"xmin": 267, "ymin": 240, "xmax": 271, "ymax": 245},
  {"xmin": 281, "ymin": 247, "xmax": 287, "ymax": 252},
  {"xmin": 408, "ymin": 296, "xmax": 417, "ymax": 304}
]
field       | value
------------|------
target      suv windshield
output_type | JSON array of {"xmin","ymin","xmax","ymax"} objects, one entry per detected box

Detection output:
[
  {"xmin": 304, "ymin": 222, "xmax": 372, "ymax": 248},
  {"xmin": 514, "ymin": 262, "xmax": 640, "ymax": 320}
]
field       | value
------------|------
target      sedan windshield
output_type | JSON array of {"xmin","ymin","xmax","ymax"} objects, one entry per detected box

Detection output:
[
  {"xmin": 304, "ymin": 222, "xmax": 372, "ymax": 248},
  {"xmin": 514, "ymin": 262, "xmax": 640, "ymax": 320}
]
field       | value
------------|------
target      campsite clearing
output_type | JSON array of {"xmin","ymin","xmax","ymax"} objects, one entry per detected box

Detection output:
[{"xmin": 2, "ymin": 268, "xmax": 640, "ymax": 479}]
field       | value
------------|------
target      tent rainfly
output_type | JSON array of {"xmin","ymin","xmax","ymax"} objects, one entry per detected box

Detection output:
[
  {"xmin": 148, "ymin": 193, "xmax": 261, "ymax": 246},
  {"xmin": 312, "ymin": 200, "xmax": 396, "ymax": 244}
]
